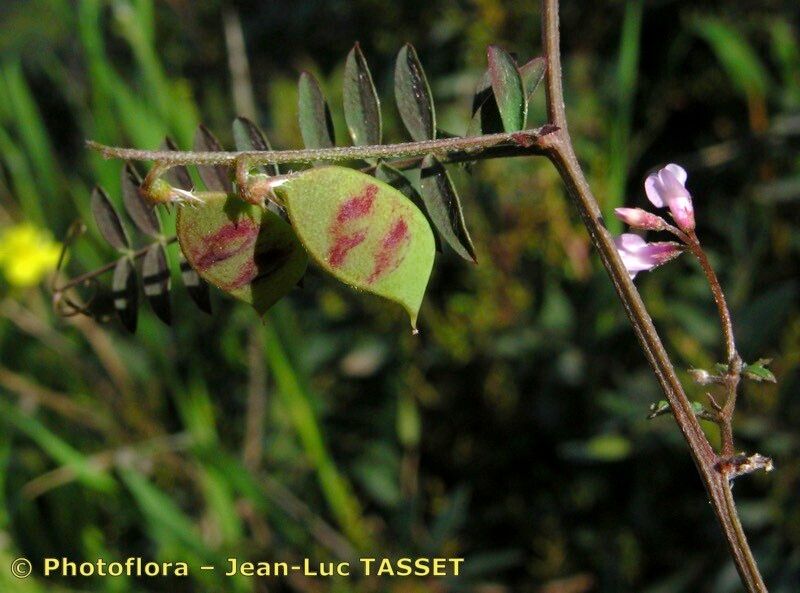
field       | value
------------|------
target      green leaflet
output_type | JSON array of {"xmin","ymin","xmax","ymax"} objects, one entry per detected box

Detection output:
[
  {"xmin": 394, "ymin": 43, "xmax": 435, "ymax": 141},
  {"xmin": 467, "ymin": 68, "xmax": 504, "ymax": 136},
  {"xmin": 177, "ymin": 194, "xmax": 308, "ymax": 318},
  {"xmin": 298, "ymin": 71, "xmax": 335, "ymax": 150},
  {"xmin": 469, "ymin": 55, "xmax": 543, "ymax": 136},
  {"xmin": 419, "ymin": 155, "xmax": 476, "ymax": 262},
  {"xmin": 232, "ymin": 116, "xmax": 278, "ymax": 176},
  {"xmin": 274, "ymin": 167, "xmax": 435, "ymax": 329},
  {"xmin": 742, "ymin": 359, "xmax": 777, "ymax": 383},
  {"xmin": 112, "ymin": 256, "xmax": 138, "ymax": 333},
  {"xmin": 487, "ymin": 45, "xmax": 526, "ymax": 132},
  {"xmin": 91, "ymin": 186, "xmax": 130, "ymax": 251},
  {"xmin": 343, "ymin": 43, "xmax": 382, "ymax": 146},
  {"xmin": 193, "ymin": 125, "xmax": 233, "ymax": 192},
  {"xmin": 142, "ymin": 242, "xmax": 171, "ymax": 325},
  {"xmin": 520, "ymin": 56, "xmax": 546, "ymax": 103}
]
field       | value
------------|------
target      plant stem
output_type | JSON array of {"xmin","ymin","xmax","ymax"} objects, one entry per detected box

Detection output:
[
  {"xmin": 540, "ymin": 1, "xmax": 766, "ymax": 591},
  {"xmin": 87, "ymin": 128, "xmax": 552, "ymax": 166},
  {"xmin": 684, "ymin": 231, "xmax": 741, "ymax": 456},
  {"xmin": 686, "ymin": 232, "xmax": 737, "ymax": 364},
  {"xmin": 66, "ymin": 133, "xmax": 553, "ymax": 289}
]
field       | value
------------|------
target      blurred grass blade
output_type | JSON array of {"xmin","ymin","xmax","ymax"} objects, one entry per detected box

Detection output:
[
  {"xmin": 1, "ymin": 61, "xmax": 60, "ymax": 201},
  {"xmin": 112, "ymin": 256, "xmax": 138, "ymax": 332},
  {"xmin": 768, "ymin": 19, "xmax": 800, "ymax": 104},
  {"xmin": 0, "ymin": 124, "xmax": 47, "ymax": 225},
  {"xmin": 179, "ymin": 253, "xmax": 213, "ymax": 314},
  {"xmin": 78, "ymin": 0, "xmax": 172, "ymax": 156},
  {"xmin": 161, "ymin": 136, "xmax": 193, "ymax": 189},
  {"xmin": 420, "ymin": 155, "xmax": 476, "ymax": 262},
  {"xmin": 91, "ymin": 186, "xmax": 130, "ymax": 250},
  {"xmin": 198, "ymin": 467, "xmax": 244, "ymax": 544},
  {"xmin": 118, "ymin": 468, "xmax": 209, "ymax": 556},
  {"xmin": 0, "ymin": 399, "xmax": 115, "ymax": 493},
  {"xmin": 394, "ymin": 43, "xmax": 436, "ymax": 141},
  {"xmin": 110, "ymin": 0, "xmax": 198, "ymax": 144},
  {"xmin": 343, "ymin": 43, "xmax": 382, "ymax": 146},
  {"xmin": 487, "ymin": 45, "xmax": 526, "ymax": 132},
  {"xmin": 142, "ymin": 243, "xmax": 171, "ymax": 325},
  {"xmin": 693, "ymin": 17, "xmax": 769, "ymax": 100},
  {"xmin": 193, "ymin": 124, "xmax": 233, "ymax": 192},
  {"xmin": 298, "ymin": 71, "xmax": 335, "ymax": 150},
  {"xmin": 122, "ymin": 163, "xmax": 160, "ymax": 237},
  {"xmin": 693, "ymin": 16, "xmax": 770, "ymax": 132},
  {"xmin": 262, "ymin": 320, "xmax": 371, "ymax": 549},
  {"xmin": 232, "ymin": 116, "xmax": 278, "ymax": 176},
  {"xmin": 520, "ymin": 56, "xmax": 546, "ymax": 102},
  {"xmin": 606, "ymin": 0, "xmax": 643, "ymax": 234}
]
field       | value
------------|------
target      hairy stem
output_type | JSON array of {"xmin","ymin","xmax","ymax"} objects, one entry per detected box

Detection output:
[
  {"xmin": 66, "ymin": 136, "xmax": 552, "ymax": 290},
  {"xmin": 87, "ymin": 128, "xmax": 551, "ymax": 166},
  {"xmin": 540, "ymin": 0, "xmax": 766, "ymax": 591}
]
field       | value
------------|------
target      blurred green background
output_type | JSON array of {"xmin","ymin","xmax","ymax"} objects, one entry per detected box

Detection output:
[{"xmin": 1, "ymin": 0, "xmax": 799, "ymax": 591}]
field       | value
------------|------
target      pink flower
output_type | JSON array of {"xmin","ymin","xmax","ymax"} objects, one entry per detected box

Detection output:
[
  {"xmin": 614, "ymin": 233, "xmax": 683, "ymax": 279},
  {"xmin": 614, "ymin": 207, "xmax": 667, "ymax": 231},
  {"xmin": 644, "ymin": 164, "xmax": 695, "ymax": 231}
]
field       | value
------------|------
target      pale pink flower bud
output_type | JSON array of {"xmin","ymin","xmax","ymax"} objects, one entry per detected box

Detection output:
[
  {"xmin": 613, "ymin": 233, "xmax": 683, "ymax": 279},
  {"xmin": 614, "ymin": 207, "xmax": 667, "ymax": 231},
  {"xmin": 644, "ymin": 164, "xmax": 695, "ymax": 231}
]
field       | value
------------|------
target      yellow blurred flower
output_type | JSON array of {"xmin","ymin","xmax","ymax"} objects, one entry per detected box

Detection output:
[{"xmin": 0, "ymin": 223, "xmax": 62, "ymax": 287}]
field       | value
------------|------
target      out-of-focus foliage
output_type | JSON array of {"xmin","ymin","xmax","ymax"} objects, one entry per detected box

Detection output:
[{"xmin": 0, "ymin": 1, "xmax": 798, "ymax": 592}]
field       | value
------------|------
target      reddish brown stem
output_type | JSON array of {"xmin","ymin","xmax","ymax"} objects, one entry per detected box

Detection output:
[
  {"xmin": 540, "ymin": 1, "xmax": 766, "ymax": 591},
  {"xmin": 685, "ymin": 232, "xmax": 737, "ymax": 364},
  {"xmin": 684, "ymin": 231, "xmax": 742, "ymax": 456}
]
